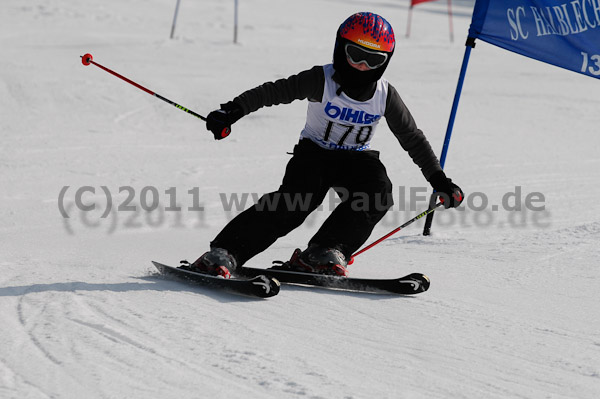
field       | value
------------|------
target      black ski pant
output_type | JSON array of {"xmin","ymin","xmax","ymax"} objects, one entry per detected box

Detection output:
[{"xmin": 211, "ymin": 139, "xmax": 393, "ymax": 266}]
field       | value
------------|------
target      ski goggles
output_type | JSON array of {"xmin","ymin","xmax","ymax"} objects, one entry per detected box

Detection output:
[{"xmin": 344, "ymin": 43, "xmax": 389, "ymax": 69}]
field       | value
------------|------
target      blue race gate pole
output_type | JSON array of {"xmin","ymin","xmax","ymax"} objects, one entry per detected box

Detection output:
[{"xmin": 423, "ymin": 37, "xmax": 476, "ymax": 236}]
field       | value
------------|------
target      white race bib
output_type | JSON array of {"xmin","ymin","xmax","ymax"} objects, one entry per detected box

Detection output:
[{"xmin": 300, "ymin": 64, "xmax": 388, "ymax": 151}]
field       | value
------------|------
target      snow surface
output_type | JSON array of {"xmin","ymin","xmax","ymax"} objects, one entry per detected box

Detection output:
[{"xmin": 1, "ymin": 0, "xmax": 600, "ymax": 398}]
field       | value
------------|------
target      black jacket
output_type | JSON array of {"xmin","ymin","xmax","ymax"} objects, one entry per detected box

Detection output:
[{"xmin": 230, "ymin": 65, "xmax": 442, "ymax": 180}]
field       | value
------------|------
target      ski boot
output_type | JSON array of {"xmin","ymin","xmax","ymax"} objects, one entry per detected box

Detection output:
[
  {"xmin": 190, "ymin": 248, "xmax": 237, "ymax": 279},
  {"xmin": 273, "ymin": 245, "xmax": 349, "ymax": 277}
]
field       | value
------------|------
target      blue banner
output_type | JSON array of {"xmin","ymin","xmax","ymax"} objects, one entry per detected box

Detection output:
[{"xmin": 469, "ymin": 0, "xmax": 600, "ymax": 79}]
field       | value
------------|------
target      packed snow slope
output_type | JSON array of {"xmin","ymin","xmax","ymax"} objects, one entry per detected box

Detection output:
[{"xmin": 1, "ymin": 0, "xmax": 599, "ymax": 398}]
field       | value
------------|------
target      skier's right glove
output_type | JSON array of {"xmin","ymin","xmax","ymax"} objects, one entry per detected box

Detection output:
[
  {"xmin": 428, "ymin": 170, "xmax": 464, "ymax": 209},
  {"xmin": 205, "ymin": 101, "xmax": 244, "ymax": 140}
]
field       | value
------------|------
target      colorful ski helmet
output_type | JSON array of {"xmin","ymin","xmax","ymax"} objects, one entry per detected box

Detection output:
[
  {"xmin": 339, "ymin": 12, "xmax": 395, "ymax": 53},
  {"xmin": 333, "ymin": 12, "xmax": 396, "ymax": 89}
]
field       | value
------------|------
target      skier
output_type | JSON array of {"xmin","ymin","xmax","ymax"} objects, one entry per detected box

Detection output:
[{"xmin": 192, "ymin": 12, "xmax": 463, "ymax": 278}]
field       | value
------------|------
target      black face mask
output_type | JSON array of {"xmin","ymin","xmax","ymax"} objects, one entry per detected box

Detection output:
[{"xmin": 332, "ymin": 37, "xmax": 393, "ymax": 91}]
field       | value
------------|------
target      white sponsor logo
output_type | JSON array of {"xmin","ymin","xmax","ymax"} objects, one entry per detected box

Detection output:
[
  {"xmin": 398, "ymin": 279, "xmax": 421, "ymax": 291},
  {"xmin": 357, "ymin": 39, "xmax": 381, "ymax": 49},
  {"xmin": 253, "ymin": 275, "xmax": 272, "ymax": 293}
]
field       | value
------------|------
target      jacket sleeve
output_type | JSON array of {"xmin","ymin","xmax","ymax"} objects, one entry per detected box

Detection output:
[
  {"xmin": 384, "ymin": 83, "xmax": 442, "ymax": 180},
  {"xmin": 232, "ymin": 66, "xmax": 325, "ymax": 115}
]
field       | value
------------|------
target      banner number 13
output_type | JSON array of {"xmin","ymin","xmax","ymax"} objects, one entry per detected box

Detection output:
[{"xmin": 580, "ymin": 52, "xmax": 600, "ymax": 76}]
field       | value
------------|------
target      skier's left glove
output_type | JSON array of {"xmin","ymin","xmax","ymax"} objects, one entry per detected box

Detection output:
[
  {"xmin": 428, "ymin": 170, "xmax": 464, "ymax": 209},
  {"xmin": 206, "ymin": 101, "xmax": 244, "ymax": 140}
]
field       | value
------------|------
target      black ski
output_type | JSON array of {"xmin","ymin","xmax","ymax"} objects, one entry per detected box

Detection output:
[
  {"xmin": 152, "ymin": 261, "xmax": 280, "ymax": 298},
  {"xmin": 236, "ymin": 267, "xmax": 430, "ymax": 295}
]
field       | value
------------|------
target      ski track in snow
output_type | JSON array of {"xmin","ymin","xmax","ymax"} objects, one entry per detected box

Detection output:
[{"xmin": 2, "ymin": 0, "xmax": 600, "ymax": 398}]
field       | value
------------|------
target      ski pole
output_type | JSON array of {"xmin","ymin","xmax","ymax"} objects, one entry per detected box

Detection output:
[
  {"xmin": 349, "ymin": 202, "xmax": 444, "ymax": 264},
  {"xmin": 80, "ymin": 53, "xmax": 230, "ymax": 138}
]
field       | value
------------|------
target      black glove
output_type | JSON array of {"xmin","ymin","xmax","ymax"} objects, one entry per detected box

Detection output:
[
  {"xmin": 428, "ymin": 170, "xmax": 464, "ymax": 209},
  {"xmin": 205, "ymin": 101, "xmax": 244, "ymax": 140}
]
